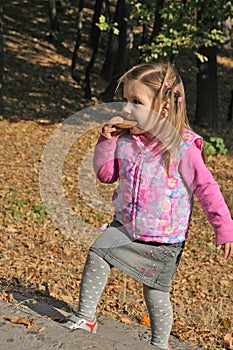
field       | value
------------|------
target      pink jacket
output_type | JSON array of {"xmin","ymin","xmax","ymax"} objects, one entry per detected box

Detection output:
[{"xmin": 93, "ymin": 129, "xmax": 233, "ymax": 246}]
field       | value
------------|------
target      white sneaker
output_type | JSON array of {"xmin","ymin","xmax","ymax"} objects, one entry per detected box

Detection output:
[{"xmin": 61, "ymin": 315, "xmax": 98, "ymax": 333}]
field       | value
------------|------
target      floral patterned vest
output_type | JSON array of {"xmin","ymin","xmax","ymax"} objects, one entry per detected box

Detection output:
[{"xmin": 113, "ymin": 129, "xmax": 202, "ymax": 244}]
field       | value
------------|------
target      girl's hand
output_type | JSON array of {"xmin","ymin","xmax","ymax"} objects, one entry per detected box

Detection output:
[
  {"xmin": 102, "ymin": 116, "xmax": 124, "ymax": 139},
  {"xmin": 217, "ymin": 242, "xmax": 233, "ymax": 259}
]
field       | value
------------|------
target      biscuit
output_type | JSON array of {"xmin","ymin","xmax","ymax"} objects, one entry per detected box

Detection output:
[{"xmin": 114, "ymin": 120, "xmax": 137, "ymax": 129}]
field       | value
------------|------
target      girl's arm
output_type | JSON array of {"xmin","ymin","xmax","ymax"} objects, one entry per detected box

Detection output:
[
  {"xmin": 93, "ymin": 134, "xmax": 120, "ymax": 183},
  {"xmin": 93, "ymin": 116, "xmax": 123, "ymax": 183},
  {"xmin": 179, "ymin": 141, "xmax": 233, "ymax": 259}
]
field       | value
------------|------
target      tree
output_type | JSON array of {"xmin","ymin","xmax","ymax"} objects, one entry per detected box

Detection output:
[
  {"xmin": 0, "ymin": 4, "xmax": 3, "ymax": 116},
  {"xmin": 71, "ymin": 0, "xmax": 110, "ymax": 99},
  {"xmin": 149, "ymin": 0, "xmax": 164, "ymax": 45},
  {"xmin": 222, "ymin": 2, "xmax": 232, "ymax": 49},
  {"xmin": 194, "ymin": 0, "xmax": 230, "ymax": 126},
  {"xmin": 48, "ymin": 0, "xmax": 60, "ymax": 36},
  {"xmin": 84, "ymin": 0, "xmax": 108, "ymax": 99},
  {"xmin": 90, "ymin": 0, "xmax": 109, "ymax": 49},
  {"xmin": 195, "ymin": 46, "xmax": 218, "ymax": 127},
  {"xmin": 100, "ymin": 0, "xmax": 132, "ymax": 101},
  {"xmin": 69, "ymin": 0, "xmax": 231, "ymax": 125},
  {"xmin": 227, "ymin": 90, "xmax": 233, "ymax": 121},
  {"xmin": 71, "ymin": 0, "xmax": 86, "ymax": 94},
  {"xmin": 131, "ymin": 0, "xmax": 231, "ymax": 126}
]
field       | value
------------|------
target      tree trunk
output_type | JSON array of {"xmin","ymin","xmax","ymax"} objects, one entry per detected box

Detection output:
[
  {"xmin": 48, "ymin": 0, "xmax": 59, "ymax": 33},
  {"xmin": 101, "ymin": 0, "xmax": 130, "ymax": 82},
  {"xmin": 141, "ymin": 23, "xmax": 149, "ymax": 47},
  {"xmin": 100, "ymin": 2, "xmax": 119, "ymax": 82},
  {"xmin": 222, "ymin": 15, "xmax": 232, "ymax": 49},
  {"xmin": 84, "ymin": 0, "xmax": 108, "ymax": 99},
  {"xmin": 0, "ymin": 4, "xmax": 3, "ymax": 116},
  {"xmin": 227, "ymin": 90, "xmax": 233, "ymax": 121},
  {"xmin": 100, "ymin": 0, "xmax": 132, "ymax": 101},
  {"xmin": 150, "ymin": 0, "xmax": 164, "ymax": 43},
  {"xmin": 71, "ymin": 0, "xmax": 86, "ymax": 92},
  {"xmin": 195, "ymin": 1, "xmax": 219, "ymax": 127},
  {"xmin": 195, "ymin": 46, "xmax": 218, "ymax": 127},
  {"xmin": 90, "ymin": 0, "xmax": 109, "ymax": 49}
]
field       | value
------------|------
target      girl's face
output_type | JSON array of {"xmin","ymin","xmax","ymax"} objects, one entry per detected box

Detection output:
[{"xmin": 122, "ymin": 80, "xmax": 158, "ymax": 138}]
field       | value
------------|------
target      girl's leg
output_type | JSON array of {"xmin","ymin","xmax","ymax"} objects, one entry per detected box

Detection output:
[
  {"xmin": 77, "ymin": 251, "xmax": 111, "ymax": 320},
  {"xmin": 143, "ymin": 285, "xmax": 173, "ymax": 350}
]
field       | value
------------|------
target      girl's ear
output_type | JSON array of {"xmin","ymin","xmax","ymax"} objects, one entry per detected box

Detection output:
[{"xmin": 161, "ymin": 100, "xmax": 170, "ymax": 118}]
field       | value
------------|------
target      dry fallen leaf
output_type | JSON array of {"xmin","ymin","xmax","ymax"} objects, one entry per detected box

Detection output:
[
  {"xmin": 7, "ymin": 294, "xmax": 14, "ymax": 303},
  {"xmin": 4, "ymin": 316, "xmax": 20, "ymax": 323},
  {"xmin": 220, "ymin": 318, "xmax": 231, "ymax": 330},
  {"xmin": 4, "ymin": 316, "xmax": 37, "ymax": 330},
  {"xmin": 224, "ymin": 333, "xmax": 233, "ymax": 349},
  {"xmin": 141, "ymin": 313, "xmax": 150, "ymax": 327},
  {"xmin": 120, "ymin": 315, "xmax": 131, "ymax": 326},
  {"xmin": 38, "ymin": 326, "xmax": 46, "ymax": 332},
  {"xmin": 0, "ymin": 292, "xmax": 14, "ymax": 303}
]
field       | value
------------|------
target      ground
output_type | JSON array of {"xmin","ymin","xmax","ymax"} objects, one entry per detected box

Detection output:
[{"xmin": 1, "ymin": 1, "xmax": 233, "ymax": 350}]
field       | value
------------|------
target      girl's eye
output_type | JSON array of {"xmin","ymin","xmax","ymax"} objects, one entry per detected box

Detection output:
[
  {"xmin": 133, "ymin": 99, "xmax": 142, "ymax": 105},
  {"xmin": 123, "ymin": 97, "xmax": 142, "ymax": 105}
]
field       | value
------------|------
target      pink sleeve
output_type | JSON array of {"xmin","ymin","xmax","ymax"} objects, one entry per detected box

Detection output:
[
  {"xmin": 93, "ymin": 133, "xmax": 119, "ymax": 183},
  {"xmin": 179, "ymin": 141, "xmax": 233, "ymax": 246}
]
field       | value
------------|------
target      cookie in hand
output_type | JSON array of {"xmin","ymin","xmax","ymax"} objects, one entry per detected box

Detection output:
[{"xmin": 114, "ymin": 119, "xmax": 137, "ymax": 129}]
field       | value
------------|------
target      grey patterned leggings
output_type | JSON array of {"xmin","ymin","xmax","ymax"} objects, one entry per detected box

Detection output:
[{"xmin": 77, "ymin": 251, "xmax": 172, "ymax": 350}]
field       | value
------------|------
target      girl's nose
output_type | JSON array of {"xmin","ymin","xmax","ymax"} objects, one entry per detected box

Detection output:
[{"xmin": 122, "ymin": 101, "xmax": 132, "ymax": 117}]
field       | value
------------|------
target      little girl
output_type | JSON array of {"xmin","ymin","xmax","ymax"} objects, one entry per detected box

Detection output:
[{"xmin": 63, "ymin": 62, "xmax": 233, "ymax": 350}]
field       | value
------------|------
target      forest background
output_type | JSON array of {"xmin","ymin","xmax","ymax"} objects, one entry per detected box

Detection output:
[{"xmin": 0, "ymin": 1, "xmax": 233, "ymax": 350}]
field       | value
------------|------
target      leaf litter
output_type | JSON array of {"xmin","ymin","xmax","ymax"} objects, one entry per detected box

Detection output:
[{"xmin": 0, "ymin": 119, "xmax": 232, "ymax": 350}]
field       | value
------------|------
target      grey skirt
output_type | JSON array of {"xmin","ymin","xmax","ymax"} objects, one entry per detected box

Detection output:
[{"xmin": 90, "ymin": 221, "xmax": 185, "ymax": 292}]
